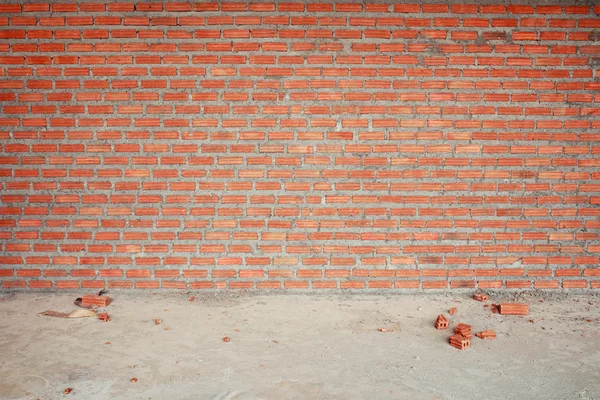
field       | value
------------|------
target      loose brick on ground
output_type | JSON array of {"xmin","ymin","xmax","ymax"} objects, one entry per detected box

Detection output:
[
  {"xmin": 476, "ymin": 330, "xmax": 497, "ymax": 340},
  {"xmin": 499, "ymin": 304, "xmax": 529, "ymax": 316},
  {"xmin": 435, "ymin": 314, "xmax": 449, "ymax": 330}
]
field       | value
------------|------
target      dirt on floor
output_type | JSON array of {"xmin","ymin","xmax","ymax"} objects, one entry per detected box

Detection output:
[{"xmin": 0, "ymin": 291, "xmax": 599, "ymax": 400}]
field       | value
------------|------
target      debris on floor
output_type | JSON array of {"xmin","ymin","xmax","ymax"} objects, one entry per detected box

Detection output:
[
  {"xmin": 222, "ymin": 337, "xmax": 230, "ymax": 342},
  {"xmin": 476, "ymin": 330, "xmax": 497, "ymax": 340},
  {"xmin": 97, "ymin": 312, "xmax": 110, "ymax": 322},
  {"xmin": 455, "ymin": 323, "xmax": 472, "ymax": 338},
  {"xmin": 189, "ymin": 296, "xmax": 195, "ymax": 302},
  {"xmin": 64, "ymin": 387, "xmax": 72, "ymax": 395},
  {"xmin": 39, "ymin": 309, "xmax": 96, "ymax": 319},
  {"xmin": 131, "ymin": 378, "xmax": 138, "ymax": 383},
  {"xmin": 473, "ymin": 293, "xmax": 489, "ymax": 302},
  {"xmin": 449, "ymin": 334, "xmax": 470, "ymax": 350},
  {"xmin": 499, "ymin": 303, "xmax": 529, "ymax": 315},
  {"xmin": 154, "ymin": 318, "xmax": 162, "ymax": 325},
  {"xmin": 436, "ymin": 294, "xmax": 532, "ymax": 350},
  {"xmin": 435, "ymin": 314, "xmax": 448, "ymax": 330}
]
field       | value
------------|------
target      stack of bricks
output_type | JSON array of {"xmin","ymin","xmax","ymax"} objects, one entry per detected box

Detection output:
[
  {"xmin": 449, "ymin": 333, "xmax": 470, "ymax": 350},
  {"xmin": 454, "ymin": 323, "xmax": 472, "ymax": 338},
  {"xmin": 450, "ymin": 323, "xmax": 472, "ymax": 350},
  {"xmin": 0, "ymin": 2, "xmax": 600, "ymax": 291}
]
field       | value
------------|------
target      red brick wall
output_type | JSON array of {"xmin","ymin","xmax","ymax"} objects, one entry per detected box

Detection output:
[{"xmin": 1, "ymin": 2, "xmax": 600, "ymax": 291}]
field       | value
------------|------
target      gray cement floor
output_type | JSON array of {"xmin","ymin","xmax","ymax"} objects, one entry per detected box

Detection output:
[{"xmin": 0, "ymin": 291, "xmax": 599, "ymax": 399}]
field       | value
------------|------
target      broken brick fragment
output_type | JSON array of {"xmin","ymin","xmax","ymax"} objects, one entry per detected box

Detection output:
[
  {"xmin": 473, "ymin": 292, "xmax": 488, "ymax": 302},
  {"xmin": 435, "ymin": 314, "xmax": 448, "ymax": 330},
  {"xmin": 81, "ymin": 294, "xmax": 111, "ymax": 308},
  {"xmin": 97, "ymin": 312, "xmax": 110, "ymax": 322},
  {"xmin": 449, "ymin": 307, "xmax": 457, "ymax": 315},
  {"xmin": 475, "ymin": 330, "xmax": 496, "ymax": 340},
  {"xmin": 455, "ymin": 323, "xmax": 472, "ymax": 338},
  {"xmin": 498, "ymin": 303, "xmax": 529, "ymax": 315},
  {"xmin": 449, "ymin": 334, "xmax": 470, "ymax": 350}
]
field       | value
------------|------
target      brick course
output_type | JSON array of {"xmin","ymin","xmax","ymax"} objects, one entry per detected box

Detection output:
[{"xmin": 1, "ymin": 1, "xmax": 600, "ymax": 290}]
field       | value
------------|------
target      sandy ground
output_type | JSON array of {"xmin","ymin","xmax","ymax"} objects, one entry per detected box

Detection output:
[{"xmin": 0, "ymin": 291, "xmax": 599, "ymax": 400}]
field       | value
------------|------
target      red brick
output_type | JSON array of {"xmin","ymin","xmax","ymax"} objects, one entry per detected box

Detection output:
[
  {"xmin": 423, "ymin": 281, "xmax": 448, "ymax": 289},
  {"xmin": 498, "ymin": 303, "xmax": 529, "ymax": 315},
  {"xmin": 435, "ymin": 314, "xmax": 448, "ymax": 329},
  {"xmin": 257, "ymin": 281, "xmax": 282, "ymax": 289},
  {"xmin": 162, "ymin": 281, "xmax": 187, "ymax": 289},
  {"xmin": 475, "ymin": 330, "xmax": 496, "ymax": 339},
  {"xmin": 230, "ymin": 281, "xmax": 254, "ymax": 289},
  {"xmin": 189, "ymin": 281, "xmax": 214, "ymax": 289},
  {"xmin": 82, "ymin": 280, "xmax": 106, "ymax": 289},
  {"xmin": 29, "ymin": 280, "xmax": 53, "ymax": 289},
  {"xmin": 368, "ymin": 280, "xmax": 392, "ymax": 289},
  {"xmin": 473, "ymin": 293, "xmax": 489, "ymax": 302},
  {"xmin": 394, "ymin": 280, "xmax": 419, "ymax": 289},
  {"xmin": 0, "ymin": 2, "xmax": 597, "ymax": 293},
  {"xmin": 81, "ymin": 294, "xmax": 111, "ymax": 307},
  {"xmin": 455, "ymin": 323, "xmax": 472, "ymax": 337},
  {"xmin": 562, "ymin": 280, "xmax": 587, "ymax": 289},
  {"xmin": 449, "ymin": 334, "xmax": 470, "ymax": 350}
]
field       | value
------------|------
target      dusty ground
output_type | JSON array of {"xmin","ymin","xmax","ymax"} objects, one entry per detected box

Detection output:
[{"xmin": 0, "ymin": 291, "xmax": 599, "ymax": 400}]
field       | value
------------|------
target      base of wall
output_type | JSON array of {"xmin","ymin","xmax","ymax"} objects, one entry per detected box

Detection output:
[{"xmin": 1, "ymin": 267, "xmax": 599, "ymax": 290}]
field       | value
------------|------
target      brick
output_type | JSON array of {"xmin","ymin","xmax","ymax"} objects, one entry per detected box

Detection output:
[
  {"xmin": 449, "ymin": 334, "xmax": 470, "ymax": 350},
  {"xmin": 0, "ymin": 2, "xmax": 598, "ymax": 292},
  {"xmin": 81, "ymin": 294, "xmax": 111, "ymax": 307},
  {"xmin": 475, "ymin": 329, "xmax": 496, "ymax": 339},
  {"xmin": 435, "ymin": 314, "xmax": 448, "ymax": 330},
  {"xmin": 498, "ymin": 303, "xmax": 529, "ymax": 315},
  {"xmin": 455, "ymin": 323, "xmax": 472, "ymax": 338},
  {"xmin": 473, "ymin": 292, "xmax": 489, "ymax": 302}
]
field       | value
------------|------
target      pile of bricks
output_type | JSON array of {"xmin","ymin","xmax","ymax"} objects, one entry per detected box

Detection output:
[
  {"xmin": 435, "ymin": 293, "xmax": 528, "ymax": 350},
  {"xmin": 450, "ymin": 323, "xmax": 472, "ymax": 350}
]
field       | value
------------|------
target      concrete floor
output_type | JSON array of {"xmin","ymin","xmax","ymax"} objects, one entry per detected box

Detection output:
[{"xmin": 0, "ymin": 291, "xmax": 599, "ymax": 399}]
